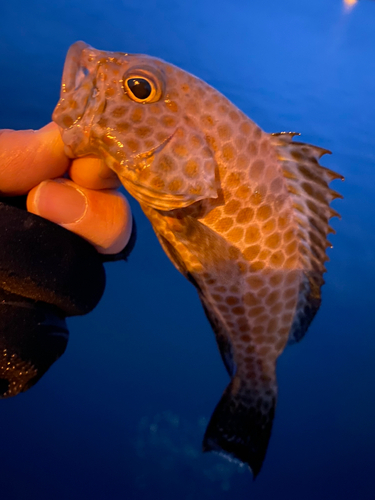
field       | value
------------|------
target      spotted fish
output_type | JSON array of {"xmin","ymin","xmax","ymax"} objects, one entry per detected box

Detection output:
[{"xmin": 53, "ymin": 41, "xmax": 343, "ymax": 477}]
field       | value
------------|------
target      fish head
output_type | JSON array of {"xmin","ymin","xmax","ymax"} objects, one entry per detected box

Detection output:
[{"xmin": 53, "ymin": 41, "xmax": 219, "ymax": 210}]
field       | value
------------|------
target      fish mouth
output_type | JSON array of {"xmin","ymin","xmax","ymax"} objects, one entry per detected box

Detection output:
[
  {"xmin": 60, "ymin": 41, "xmax": 101, "ymax": 130},
  {"xmin": 54, "ymin": 41, "xmax": 108, "ymax": 156},
  {"xmin": 60, "ymin": 41, "xmax": 93, "ymax": 96}
]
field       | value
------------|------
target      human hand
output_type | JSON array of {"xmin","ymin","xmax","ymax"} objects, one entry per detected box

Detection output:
[{"xmin": 0, "ymin": 122, "xmax": 132, "ymax": 254}]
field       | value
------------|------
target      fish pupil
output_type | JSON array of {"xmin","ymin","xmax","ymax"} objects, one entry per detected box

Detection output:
[{"xmin": 127, "ymin": 78, "xmax": 152, "ymax": 99}]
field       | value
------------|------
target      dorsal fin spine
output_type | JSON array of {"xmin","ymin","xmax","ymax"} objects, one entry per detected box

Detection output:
[{"xmin": 270, "ymin": 132, "xmax": 343, "ymax": 345}]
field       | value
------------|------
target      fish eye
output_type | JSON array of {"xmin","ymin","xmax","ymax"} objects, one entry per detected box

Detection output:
[{"xmin": 124, "ymin": 70, "xmax": 162, "ymax": 103}]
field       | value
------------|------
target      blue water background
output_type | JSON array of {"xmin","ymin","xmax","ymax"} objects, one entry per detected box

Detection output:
[{"xmin": 1, "ymin": 0, "xmax": 374, "ymax": 498}]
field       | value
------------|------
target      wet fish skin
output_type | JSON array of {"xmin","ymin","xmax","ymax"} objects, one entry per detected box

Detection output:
[{"xmin": 53, "ymin": 41, "xmax": 342, "ymax": 477}]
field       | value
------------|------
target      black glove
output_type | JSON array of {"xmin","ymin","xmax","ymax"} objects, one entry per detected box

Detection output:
[{"xmin": 0, "ymin": 197, "xmax": 135, "ymax": 397}]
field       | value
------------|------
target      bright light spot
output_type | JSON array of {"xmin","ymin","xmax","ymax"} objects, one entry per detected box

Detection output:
[{"xmin": 343, "ymin": 0, "xmax": 358, "ymax": 10}]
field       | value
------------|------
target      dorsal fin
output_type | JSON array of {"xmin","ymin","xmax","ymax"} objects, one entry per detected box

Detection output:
[{"xmin": 270, "ymin": 132, "xmax": 344, "ymax": 344}]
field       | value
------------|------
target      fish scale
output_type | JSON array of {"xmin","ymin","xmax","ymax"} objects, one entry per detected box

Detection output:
[{"xmin": 53, "ymin": 41, "xmax": 343, "ymax": 477}]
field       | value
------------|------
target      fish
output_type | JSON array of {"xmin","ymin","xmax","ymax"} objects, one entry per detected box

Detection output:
[{"xmin": 53, "ymin": 41, "xmax": 343, "ymax": 477}]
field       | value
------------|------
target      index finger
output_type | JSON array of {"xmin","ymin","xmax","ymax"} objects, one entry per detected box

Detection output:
[{"xmin": 0, "ymin": 122, "xmax": 70, "ymax": 196}]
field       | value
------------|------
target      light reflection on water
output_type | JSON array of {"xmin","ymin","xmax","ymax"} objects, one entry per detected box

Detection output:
[{"xmin": 134, "ymin": 411, "xmax": 245, "ymax": 496}]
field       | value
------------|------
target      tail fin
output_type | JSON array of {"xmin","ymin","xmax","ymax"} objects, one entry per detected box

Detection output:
[{"xmin": 202, "ymin": 376, "xmax": 277, "ymax": 478}]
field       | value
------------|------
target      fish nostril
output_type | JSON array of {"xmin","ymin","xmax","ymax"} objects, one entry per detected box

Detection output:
[
  {"xmin": 75, "ymin": 66, "xmax": 89, "ymax": 90},
  {"xmin": 0, "ymin": 378, "xmax": 9, "ymax": 396}
]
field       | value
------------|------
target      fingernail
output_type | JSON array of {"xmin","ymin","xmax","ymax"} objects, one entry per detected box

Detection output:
[{"xmin": 33, "ymin": 180, "xmax": 87, "ymax": 224}]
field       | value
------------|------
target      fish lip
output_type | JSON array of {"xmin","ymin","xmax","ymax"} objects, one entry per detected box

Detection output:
[
  {"xmin": 61, "ymin": 41, "xmax": 92, "ymax": 95},
  {"xmin": 60, "ymin": 41, "xmax": 101, "ymax": 125},
  {"xmin": 54, "ymin": 41, "xmax": 104, "ymax": 154}
]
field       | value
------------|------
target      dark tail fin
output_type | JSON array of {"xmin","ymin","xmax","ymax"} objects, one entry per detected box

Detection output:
[{"xmin": 202, "ymin": 375, "xmax": 277, "ymax": 478}]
